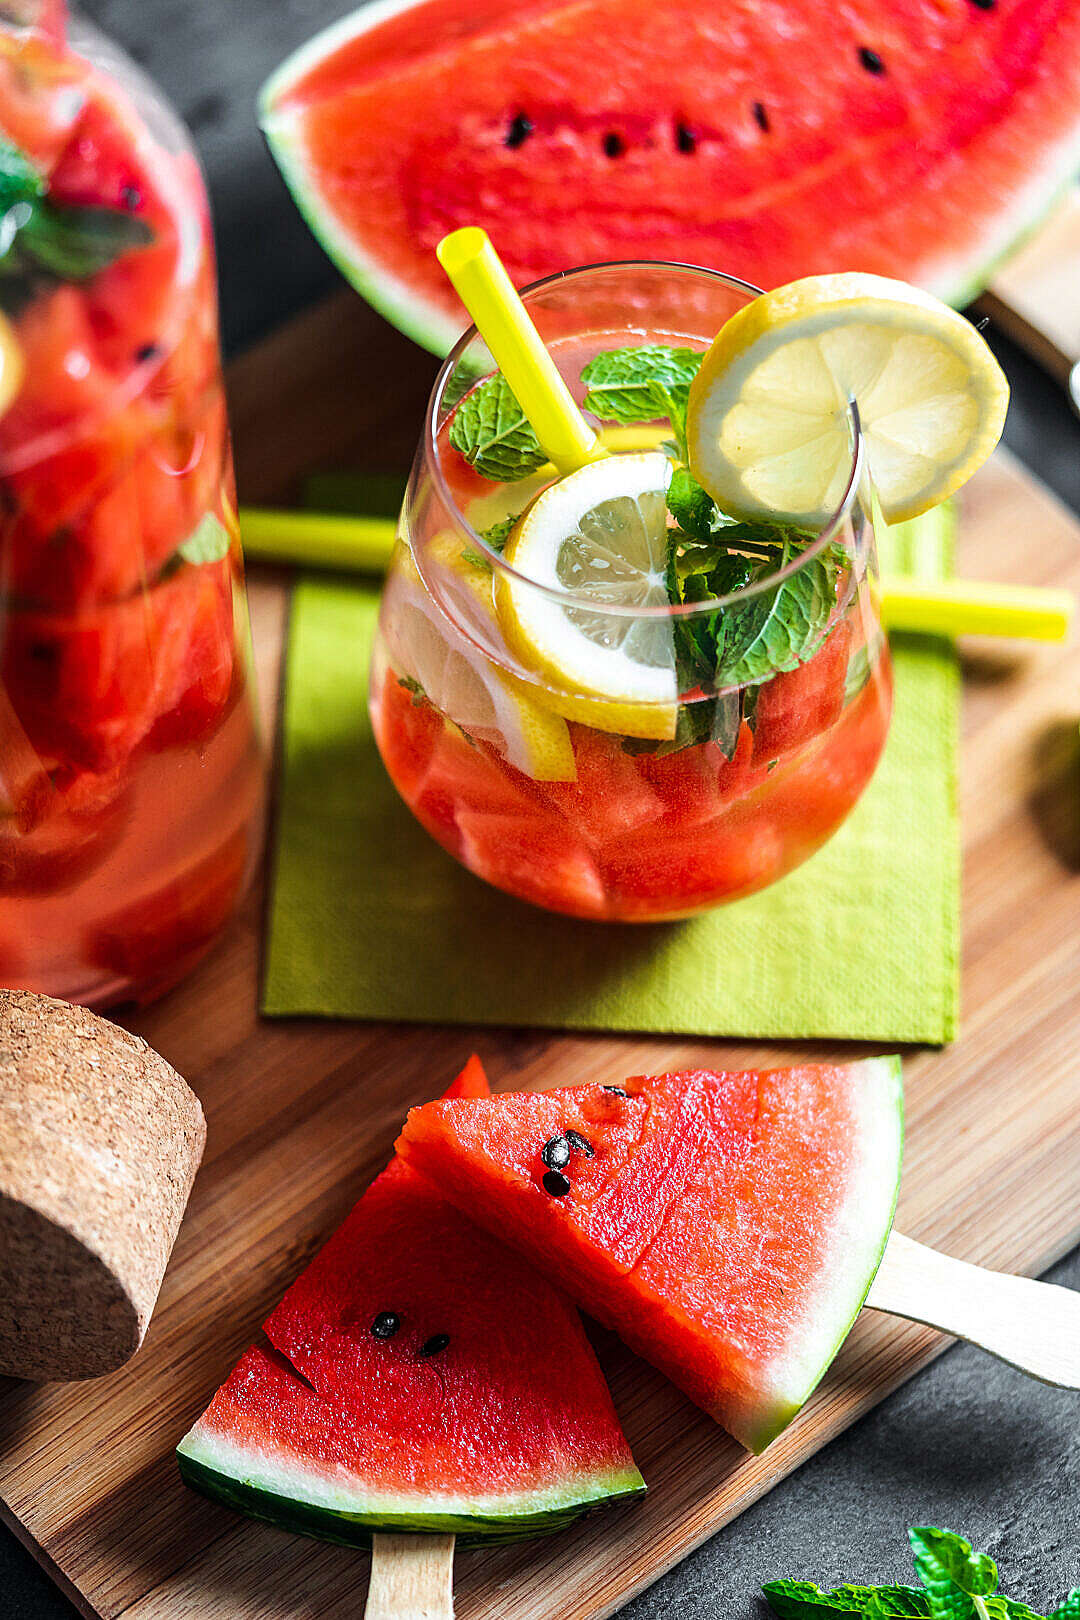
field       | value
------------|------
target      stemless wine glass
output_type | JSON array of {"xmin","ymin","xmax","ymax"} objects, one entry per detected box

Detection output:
[
  {"xmin": 0, "ymin": 10, "xmax": 264, "ymax": 1003},
  {"xmin": 370, "ymin": 262, "xmax": 892, "ymax": 922}
]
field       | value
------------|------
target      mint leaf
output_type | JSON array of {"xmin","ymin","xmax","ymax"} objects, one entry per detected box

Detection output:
[
  {"xmin": 448, "ymin": 372, "xmax": 546, "ymax": 481},
  {"xmin": 0, "ymin": 132, "xmax": 153, "ymax": 315},
  {"xmin": 712, "ymin": 544, "xmax": 837, "ymax": 688},
  {"xmin": 478, "ymin": 515, "xmax": 516, "ymax": 552},
  {"xmin": 397, "ymin": 674, "xmax": 427, "ymax": 706},
  {"xmin": 763, "ymin": 1581, "xmax": 929, "ymax": 1619},
  {"xmin": 844, "ymin": 644, "xmax": 871, "ymax": 705},
  {"xmin": 911, "ymin": 1531, "xmax": 999, "ymax": 1602},
  {"xmin": 1050, "ymin": 1593, "xmax": 1080, "ymax": 1619},
  {"xmin": 581, "ymin": 344, "xmax": 701, "ymax": 426},
  {"xmin": 667, "ymin": 467, "xmax": 715, "ymax": 543},
  {"xmin": 460, "ymin": 547, "xmax": 490, "ymax": 571},
  {"xmin": 179, "ymin": 513, "xmax": 232, "ymax": 565},
  {"xmin": 985, "ymin": 1601, "xmax": 1047, "ymax": 1620},
  {"xmin": 623, "ymin": 690, "xmax": 742, "ymax": 761},
  {"xmin": 0, "ymin": 134, "xmax": 44, "ymax": 207},
  {"xmin": 15, "ymin": 201, "xmax": 152, "ymax": 282}
]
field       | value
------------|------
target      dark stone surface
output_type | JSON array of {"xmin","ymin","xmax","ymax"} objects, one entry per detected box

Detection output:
[{"xmin": 2, "ymin": 3, "xmax": 1079, "ymax": 1615}]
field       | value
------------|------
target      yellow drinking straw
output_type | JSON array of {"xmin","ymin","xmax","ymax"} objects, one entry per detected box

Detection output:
[{"xmin": 435, "ymin": 227, "xmax": 605, "ymax": 475}]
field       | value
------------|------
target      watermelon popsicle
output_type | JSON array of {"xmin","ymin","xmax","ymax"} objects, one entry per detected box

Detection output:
[
  {"xmin": 177, "ymin": 1057, "xmax": 645, "ymax": 1547},
  {"xmin": 397, "ymin": 1061, "xmax": 1080, "ymax": 1453}
]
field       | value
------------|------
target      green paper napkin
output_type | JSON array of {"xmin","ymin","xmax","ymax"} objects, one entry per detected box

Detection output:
[{"xmin": 263, "ymin": 511, "xmax": 959, "ymax": 1043}]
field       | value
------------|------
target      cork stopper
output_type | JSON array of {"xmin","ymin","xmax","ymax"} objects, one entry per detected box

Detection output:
[{"xmin": 0, "ymin": 989, "xmax": 206, "ymax": 1381}]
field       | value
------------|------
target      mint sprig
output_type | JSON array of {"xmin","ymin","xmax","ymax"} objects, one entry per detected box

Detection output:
[
  {"xmin": 0, "ymin": 133, "xmax": 153, "ymax": 315},
  {"xmin": 763, "ymin": 1527, "xmax": 1075, "ymax": 1620},
  {"xmin": 448, "ymin": 372, "xmax": 546, "ymax": 481}
]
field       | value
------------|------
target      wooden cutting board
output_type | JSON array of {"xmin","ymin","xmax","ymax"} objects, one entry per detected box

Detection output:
[{"xmin": 2, "ymin": 281, "xmax": 1080, "ymax": 1620}]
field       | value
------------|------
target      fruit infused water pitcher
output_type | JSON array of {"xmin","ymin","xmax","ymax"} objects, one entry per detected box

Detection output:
[
  {"xmin": 370, "ymin": 260, "xmax": 893, "ymax": 921},
  {"xmin": 0, "ymin": 6, "xmax": 263, "ymax": 1004}
]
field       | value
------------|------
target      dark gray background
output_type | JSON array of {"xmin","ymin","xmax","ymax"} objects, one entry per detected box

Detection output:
[{"xmin": 3, "ymin": 1, "xmax": 1079, "ymax": 1614}]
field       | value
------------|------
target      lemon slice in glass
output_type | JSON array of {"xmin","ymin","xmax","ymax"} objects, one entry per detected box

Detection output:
[
  {"xmin": 383, "ymin": 557, "xmax": 576, "ymax": 781},
  {"xmin": 686, "ymin": 273, "xmax": 1009, "ymax": 526},
  {"xmin": 496, "ymin": 451, "xmax": 678, "ymax": 741}
]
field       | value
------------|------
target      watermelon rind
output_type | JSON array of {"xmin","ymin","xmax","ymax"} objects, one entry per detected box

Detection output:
[
  {"xmin": 176, "ymin": 1430, "xmax": 644, "ymax": 1547},
  {"xmin": 260, "ymin": 1, "xmax": 1080, "ymax": 356},
  {"xmin": 742, "ymin": 1054, "xmax": 904, "ymax": 1453},
  {"xmin": 260, "ymin": 0, "xmax": 467, "ymax": 357}
]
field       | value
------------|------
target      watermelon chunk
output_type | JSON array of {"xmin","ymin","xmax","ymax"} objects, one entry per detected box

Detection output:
[
  {"xmin": 262, "ymin": 0, "xmax": 1080, "ymax": 354},
  {"xmin": 177, "ymin": 1059, "xmax": 644, "ymax": 1544},
  {"xmin": 398, "ymin": 1058, "xmax": 903, "ymax": 1452}
]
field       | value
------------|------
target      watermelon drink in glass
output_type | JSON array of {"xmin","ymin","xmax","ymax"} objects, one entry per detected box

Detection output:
[
  {"xmin": 370, "ymin": 261, "xmax": 893, "ymax": 922},
  {"xmin": 0, "ymin": 6, "xmax": 263, "ymax": 1004}
]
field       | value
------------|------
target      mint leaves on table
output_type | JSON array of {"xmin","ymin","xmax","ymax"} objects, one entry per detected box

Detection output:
[
  {"xmin": 763, "ymin": 1527, "xmax": 1079, "ymax": 1620},
  {"xmin": 447, "ymin": 371, "xmax": 546, "ymax": 481},
  {"xmin": 0, "ymin": 133, "xmax": 153, "ymax": 315},
  {"xmin": 764, "ymin": 1581, "xmax": 929, "ymax": 1617}
]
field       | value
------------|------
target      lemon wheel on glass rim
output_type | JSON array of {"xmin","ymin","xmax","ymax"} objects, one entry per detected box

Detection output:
[{"xmin": 685, "ymin": 272, "xmax": 1009, "ymax": 526}]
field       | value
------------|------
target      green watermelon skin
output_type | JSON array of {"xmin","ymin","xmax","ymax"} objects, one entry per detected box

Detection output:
[
  {"xmin": 177, "ymin": 1057, "xmax": 644, "ymax": 1543},
  {"xmin": 398, "ymin": 1058, "xmax": 903, "ymax": 1453},
  {"xmin": 261, "ymin": 0, "xmax": 1080, "ymax": 354}
]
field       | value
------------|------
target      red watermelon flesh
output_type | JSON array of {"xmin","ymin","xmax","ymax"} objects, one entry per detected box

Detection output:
[
  {"xmin": 177, "ymin": 1058, "xmax": 644, "ymax": 1544},
  {"xmin": 262, "ymin": 0, "xmax": 1080, "ymax": 354},
  {"xmin": 398, "ymin": 1059, "xmax": 903, "ymax": 1452}
]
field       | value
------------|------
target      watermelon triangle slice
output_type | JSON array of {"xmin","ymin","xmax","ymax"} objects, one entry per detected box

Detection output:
[
  {"xmin": 261, "ymin": 0, "xmax": 1080, "ymax": 355},
  {"xmin": 398, "ymin": 1057, "xmax": 903, "ymax": 1452},
  {"xmin": 177, "ymin": 1057, "xmax": 644, "ymax": 1544}
]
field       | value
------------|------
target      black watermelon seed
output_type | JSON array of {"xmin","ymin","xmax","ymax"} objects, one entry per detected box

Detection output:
[
  {"xmin": 565, "ymin": 1130, "xmax": 594, "ymax": 1158},
  {"xmin": 541, "ymin": 1135, "xmax": 571, "ymax": 1170},
  {"xmin": 602, "ymin": 131, "xmax": 625, "ymax": 158},
  {"xmin": 752, "ymin": 101, "xmax": 770, "ymax": 132},
  {"xmin": 543, "ymin": 1169, "xmax": 572, "ymax": 1198},
  {"xmin": 675, "ymin": 122, "xmax": 697, "ymax": 154},
  {"xmin": 135, "ymin": 343, "xmax": 160, "ymax": 364},
  {"xmin": 505, "ymin": 113, "xmax": 533, "ymax": 148},
  {"xmin": 602, "ymin": 1085, "xmax": 628, "ymax": 1097},
  {"xmin": 371, "ymin": 1311, "xmax": 401, "ymax": 1339},
  {"xmin": 419, "ymin": 1332, "xmax": 451, "ymax": 1358},
  {"xmin": 969, "ymin": 0, "xmax": 995, "ymax": 8},
  {"xmin": 121, "ymin": 184, "xmax": 142, "ymax": 210},
  {"xmin": 858, "ymin": 46, "xmax": 885, "ymax": 74}
]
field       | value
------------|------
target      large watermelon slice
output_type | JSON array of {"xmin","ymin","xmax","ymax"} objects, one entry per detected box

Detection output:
[
  {"xmin": 177, "ymin": 1057, "xmax": 644, "ymax": 1544},
  {"xmin": 261, "ymin": 0, "xmax": 1080, "ymax": 354},
  {"xmin": 398, "ymin": 1058, "xmax": 903, "ymax": 1452}
]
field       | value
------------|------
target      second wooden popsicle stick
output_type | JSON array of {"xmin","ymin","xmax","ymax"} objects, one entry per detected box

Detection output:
[
  {"xmin": 238, "ymin": 505, "xmax": 1074, "ymax": 642},
  {"xmin": 365, "ymin": 1533, "xmax": 455, "ymax": 1620}
]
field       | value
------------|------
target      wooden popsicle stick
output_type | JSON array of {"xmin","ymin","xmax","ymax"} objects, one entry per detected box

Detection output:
[
  {"xmin": 364, "ymin": 1534, "xmax": 455, "ymax": 1620},
  {"xmin": 866, "ymin": 1231, "xmax": 1080, "ymax": 1387}
]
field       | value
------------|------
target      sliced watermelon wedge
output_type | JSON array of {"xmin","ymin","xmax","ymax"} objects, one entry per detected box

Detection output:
[
  {"xmin": 261, "ymin": 0, "xmax": 1080, "ymax": 355},
  {"xmin": 177, "ymin": 1058, "xmax": 644, "ymax": 1544},
  {"xmin": 398, "ymin": 1058, "xmax": 903, "ymax": 1452}
]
